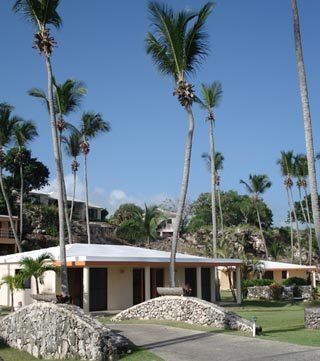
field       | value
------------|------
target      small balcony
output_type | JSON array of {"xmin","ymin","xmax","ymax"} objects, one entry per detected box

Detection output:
[{"xmin": 0, "ymin": 229, "xmax": 15, "ymax": 240}]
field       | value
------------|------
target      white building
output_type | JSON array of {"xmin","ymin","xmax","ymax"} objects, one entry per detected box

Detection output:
[
  {"xmin": 29, "ymin": 191, "xmax": 105, "ymax": 222},
  {"xmin": 0, "ymin": 244, "xmax": 243, "ymax": 312},
  {"xmin": 157, "ymin": 210, "xmax": 177, "ymax": 238}
]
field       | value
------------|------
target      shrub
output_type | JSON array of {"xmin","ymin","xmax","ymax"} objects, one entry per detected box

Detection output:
[
  {"xmin": 282, "ymin": 277, "xmax": 308, "ymax": 287},
  {"xmin": 242, "ymin": 279, "xmax": 275, "ymax": 297},
  {"xmin": 270, "ymin": 283, "xmax": 283, "ymax": 300}
]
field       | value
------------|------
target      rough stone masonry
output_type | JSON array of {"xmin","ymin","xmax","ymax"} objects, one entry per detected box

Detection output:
[
  {"xmin": 0, "ymin": 302, "xmax": 128, "ymax": 360},
  {"xmin": 113, "ymin": 296, "xmax": 261, "ymax": 333}
]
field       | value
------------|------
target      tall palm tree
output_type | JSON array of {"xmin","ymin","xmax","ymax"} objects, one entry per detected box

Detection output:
[
  {"xmin": 0, "ymin": 275, "xmax": 24, "ymax": 312},
  {"xmin": 278, "ymin": 151, "xmax": 301, "ymax": 263},
  {"xmin": 294, "ymin": 154, "xmax": 313, "ymax": 264},
  {"xmin": 79, "ymin": 112, "xmax": 110, "ymax": 244},
  {"xmin": 291, "ymin": 0, "xmax": 320, "ymax": 250},
  {"xmin": 202, "ymin": 152, "xmax": 225, "ymax": 240},
  {"xmin": 240, "ymin": 174, "xmax": 272, "ymax": 259},
  {"xmin": 146, "ymin": 1, "xmax": 214, "ymax": 287},
  {"xmin": 13, "ymin": 0, "xmax": 69, "ymax": 297},
  {"xmin": 63, "ymin": 131, "xmax": 81, "ymax": 222},
  {"xmin": 12, "ymin": 121, "xmax": 38, "ymax": 244},
  {"xmin": 199, "ymin": 82, "xmax": 222, "ymax": 257},
  {"xmin": 20, "ymin": 253, "xmax": 56, "ymax": 294},
  {"xmin": 0, "ymin": 103, "xmax": 22, "ymax": 253},
  {"xmin": 29, "ymin": 79, "xmax": 86, "ymax": 244}
]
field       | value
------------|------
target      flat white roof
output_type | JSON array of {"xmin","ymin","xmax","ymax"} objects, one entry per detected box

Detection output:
[
  {"xmin": 262, "ymin": 260, "xmax": 316, "ymax": 271},
  {"xmin": 0, "ymin": 243, "xmax": 242, "ymax": 266}
]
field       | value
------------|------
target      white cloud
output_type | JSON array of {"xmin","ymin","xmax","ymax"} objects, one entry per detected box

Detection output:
[{"xmin": 42, "ymin": 174, "xmax": 170, "ymax": 215}]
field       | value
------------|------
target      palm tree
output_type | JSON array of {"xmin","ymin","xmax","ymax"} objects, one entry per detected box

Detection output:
[
  {"xmin": 0, "ymin": 274, "xmax": 24, "ymax": 312},
  {"xmin": 79, "ymin": 112, "xmax": 110, "ymax": 244},
  {"xmin": 0, "ymin": 103, "xmax": 22, "ymax": 253},
  {"xmin": 12, "ymin": 121, "xmax": 38, "ymax": 244},
  {"xmin": 269, "ymin": 241, "xmax": 284, "ymax": 261},
  {"xmin": 20, "ymin": 253, "xmax": 56, "ymax": 295},
  {"xmin": 63, "ymin": 131, "xmax": 81, "ymax": 222},
  {"xmin": 240, "ymin": 174, "xmax": 272, "ymax": 259},
  {"xmin": 202, "ymin": 152, "xmax": 225, "ymax": 240},
  {"xmin": 146, "ymin": 2, "xmax": 214, "ymax": 287},
  {"xmin": 29, "ymin": 79, "xmax": 86, "ymax": 244},
  {"xmin": 137, "ymin": 204, "xmax": 160, "ymax": 248},
  {"xmin": 278, "ymin": 151, "xmax": 301, "ymax": 263},
  {"xmin": 294, "ymin": 154, "xmax": 313, "ymax": 264},
  {"xmin": 13, "ymin": 0, "xmax": 69, "ymax": 298},
  {"xmin": 291, "ymin": 0, "xmax": 320, "ymax": 250},
  {"xmin": 199, "ymin": 82, "xmax": 223, "ymax": 257}
]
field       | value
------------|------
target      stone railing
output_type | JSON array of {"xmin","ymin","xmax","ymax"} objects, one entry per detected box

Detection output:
[
  {"xmin": 247, "ymin": 285, "xmax": 313, "ymax": 301},
  {"xmin": 0, "ymin": 302, "xmax": 128, "ymax": 360},
  {"xmin": 112, "ymin": 296, "xmax": 260, "ymax": 333},
  {"xmin": 305, "ymin": 308, "xmax": 320, "ymax": 329}
]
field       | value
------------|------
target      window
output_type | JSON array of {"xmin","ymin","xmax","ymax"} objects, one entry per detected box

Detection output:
[
  {"xmin": 15, "ymin": 269, "xmax": 31, "ymax": 289},
  {"xmin": 282, "ymin": 271, "xmax": 287, "ymax": 279},
  {"xmin": 167, "ymin": 219, "xmax": 172, "ymax": 224},
  {"xmin": 263, "ymin": 271, "xmax": 274, "ymax": 280}
]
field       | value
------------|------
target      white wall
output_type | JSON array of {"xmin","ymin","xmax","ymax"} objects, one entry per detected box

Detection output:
[{"xmin": 107, "ymin": 266, "xmax": 133, "ymax": 311}]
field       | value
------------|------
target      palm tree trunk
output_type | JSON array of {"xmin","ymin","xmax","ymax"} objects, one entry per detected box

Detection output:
[
  {"xmin": 298, "ymin": 186, "xmax": 308, "ymax": 226},
  {"xmin": 298, "ymin": 186, "xmax": 312, "ymax": 264},
  {"xmin": 169, "ymin": 105, "xmax": 194, "ymax": 287},
  {"xmin": 84, "ymin": 153, "xmax": 91, "ymax": 244},
  {"xmin": 209, "ymin": 118, "xmax": 217, "ymax": 258},
  {"xmin": 289, "ymin": 187, "xmax": 301, "ymax": 264},
  {"xmin": 291, "ymin": 0, "xmax": 320, "ymax": 251},
  {"xmin": 70, "ymin": 166, "xmax": 77, "ymax": 222},
  {"xmin": 255, "ymin": 201, "xmax": 268, "ymax": 259},
  {"xmin": 217, "ymin": 185, "xmax": 224, "ymax": 240},
  {"xmin": 35, "ymin": 277, "xmax": 39, "ymax": 295},
  {"xmin": 45, "ymin": 55, "xmax": 69, "ymax": 298},
  {"xmin": 57, "ymin": 132, "xmax": 72, "ymax": 245},
  {"xmin": 11, "ymin": 291, "xmax": 14, "ymax": 312},
  {"xmin": 19, "ymin": 160, "xmax": 24, "ymax": 245},
  {"xmin": 227, "ymin": 268, "xmax": 236, "ymax": 302},
  {"xmin": 0, "ymin": 164, "xmax": 22, "ymax": 253},
  {"xmin": 286, "ymin": 187, "xmax": 294, "ymax": 262},
  {"xmin": 304, "ymin": 187, "xmax": 313, "ymax": 265}
]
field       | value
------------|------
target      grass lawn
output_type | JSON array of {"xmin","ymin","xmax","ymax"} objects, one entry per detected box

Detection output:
[{"xmin": 227, "ymin": 300, "xmax": 320, "ymax": 347}]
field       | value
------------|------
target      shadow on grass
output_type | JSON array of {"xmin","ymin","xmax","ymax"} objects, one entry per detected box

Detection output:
[{"xmin": 262, "ymin": 325, "xmax": 306, "ymax": 335}]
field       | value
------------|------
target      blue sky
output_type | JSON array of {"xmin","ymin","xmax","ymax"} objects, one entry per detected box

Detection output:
[{"xmin": 1, "ymin": 0, "xmax": 320, "ymax": 224}]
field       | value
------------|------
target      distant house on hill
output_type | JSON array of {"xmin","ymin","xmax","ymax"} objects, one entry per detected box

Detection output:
[
  {"xmin": 156, "ymin": 209, "xmax": 177, "ymax": 239},
  {"xmin": 29, "ymin": 191, "xmax": 106, "ymax": 222},
  {"xmin": 0, "ymin": 215, "xmax": 19, "ymax": 255}
]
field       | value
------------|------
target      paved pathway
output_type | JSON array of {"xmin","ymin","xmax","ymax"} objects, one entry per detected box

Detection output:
[{"xmin": 107, "ymin": 323, "xmax": 320, "ymax": 361}]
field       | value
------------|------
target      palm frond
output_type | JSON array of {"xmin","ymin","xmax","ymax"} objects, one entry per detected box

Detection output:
[
  {"xmin": 13, "ymin": 0, "xmax": 62, "ymax": 29},
  {"xmin": 63, "ymin": 131, "xmax": 81, "ymax": 158},
  {"xmin": 28, "ymin": 88, "xmax": 50, "ymax": 112},
  {"xmin": 294, "ymin": 153, "xmax": 308, "ymax": 178},
  {"xmin": 200, "ymin": 81, "xmax": 222, "ymax": 111},
  {"xmin": 0, "ymin": 103, "xmax": 21, "ymax": 147},
  {"xmin": 80, "ymin": 112, "xmax": 111, "ymax": 139},
  {"xmin": 241, "ymin": 174, "xmax": 272, "ymax": 195},
  {"xmin": 277, "ymin": 150, "xmax": 294, "ymax": 177},
  {"xmin": 13, "ymin": 120, "xmax": 38, "ymax": 147}
]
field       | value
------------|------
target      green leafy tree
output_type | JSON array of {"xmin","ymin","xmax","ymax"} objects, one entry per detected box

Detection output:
[
  {"xmin": 269, "ymin": 241, "xmax": 284, "ymax": 261},
  {"xmin": 79, "ymin": 112, "xmax": 110, "ymax": 244},
  {"xmin": 202, "ymin": 151, "xmax": 225, "ymax": 241},
  {"xmin": 199, "ymin": 82, "xmax": 223, "ymax": 257},
  {"xmin": 294, "ymin": 153, "xmax": 313, "ymax": 264},
  {"xmin": 12, "ymin": 120, "xmax": 38, "ymax": 244},
  {"xmin": 291, "ymin": 0, "xmax": 320, "ymax": 250},
  {"xmin": 0, "ymin": 274, "xmax": 24, "ymax": 312},
  {"xmin": 0, "ymin": 103, "xmax": 21, "ymax": 252},
  {"xmin": 278, "ymin": 151, "xmax": 301, "ymax": 263},
  {"xmin": 115, "ymin": 219, "xmax": 145, "ymax": 243},
  {"xmin": 240, "ymin": 174, "xmax": 272, "ymax": 259},
  {"xmin": 63, "ymin": 131, "xmax": 81, "ymax": 222},
  {"xmin": 19, "ymin": 253, "xmax": 57, "ymax": 294},
  {"xmin": 111, "ymin": 203, "xmax": 144, "ymax": 226},
  {"xmin": 146, "ymin": 1, "xmax": 214, "ymax": 287},
  {"xmin": 13, "ymin": 0, "xmax": 69, "ymax": 297}
]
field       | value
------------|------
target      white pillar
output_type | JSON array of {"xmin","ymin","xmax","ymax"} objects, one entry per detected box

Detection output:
[
  {"xmin": 312, "ymin": 271, "xmax": 317, "ymax": 288},
  {"xmin": 236, "ymin": 266, "xmax": 242, "ymax": 304},
  {"xmin": 210, "ymin": 267, "xmax": 216, "ymax": 303},
  {"xmin": 196, "ymin": 267, "xmax": 202, "ymax": 299},
  {"xmin": 145, "ymin": 266, "xmax": 151, "ymax": 301},
  {"xmin": 83, "ymin": 267, "xmax": 90, "ymax": 313}
]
